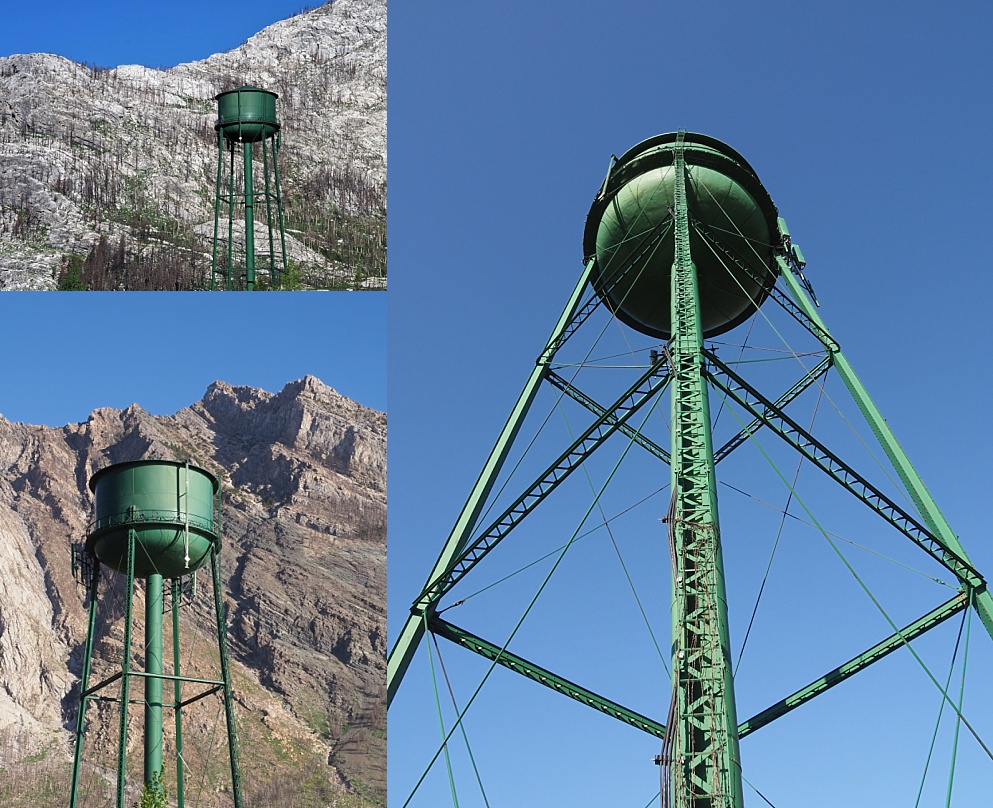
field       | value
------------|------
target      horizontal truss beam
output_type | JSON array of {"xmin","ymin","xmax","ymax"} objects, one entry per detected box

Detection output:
[
  {"xmin": 430, "ymin": 616, "xmax": 666, "ymax": 739},
  {"xmin": 738, "ymin": 593, "xmax": 968, "ymax": 738}
]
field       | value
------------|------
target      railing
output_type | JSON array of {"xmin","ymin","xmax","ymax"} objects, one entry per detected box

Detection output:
[{"xmin": 87, "ymin": 509, "xmax": 215, "ymax": 537}]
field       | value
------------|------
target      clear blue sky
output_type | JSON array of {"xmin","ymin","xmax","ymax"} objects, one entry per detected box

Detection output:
[
  {"xmin": 389, "ymin": 1, "xmax": 993, "ymax": 806},
  {"xmin": 0, "ymin": 294, "xmax": 385, "ymax": 426},
  {"xmin": 0, "ymin": 0, "xmax": 321, "ymax": 68}
]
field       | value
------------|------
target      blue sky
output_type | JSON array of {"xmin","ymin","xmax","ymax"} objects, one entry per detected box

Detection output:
[
  {"xmin": 0, "ymin": 1, "xmax": 386, "ymax": 420},
  {"xmin": 0, "ymin": 295, "xmax": 386, "ymax": 425},
  {"xmin": 0, "ymin": 0, "xmax": 318, "ymax": 68},
  {"xmin": 388, "ymin": 1, "xmax": 993, "ymax": 806}
]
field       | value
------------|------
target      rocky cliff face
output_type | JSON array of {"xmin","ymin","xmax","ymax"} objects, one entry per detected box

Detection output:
[
  {"xmin": 0, "ymin": 377, "xmax": 386, "ymax": 807},
  {"xmin": 0, "ymin": 0, "xmax": 386, "ymax": 291}
]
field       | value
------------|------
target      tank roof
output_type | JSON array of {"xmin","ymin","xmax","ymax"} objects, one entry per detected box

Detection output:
[
  {"xmin": 215, "ymin": 84, "xmax": 278, "ymax": 100},
  {"xmin": 88, "ymin": 459, "xmax": 220, "ymax": 493}
]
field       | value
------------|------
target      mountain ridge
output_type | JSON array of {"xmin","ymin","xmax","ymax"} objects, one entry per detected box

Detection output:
[
  {"xmin": 0, "ymin": 376, "xmax": 386, "ymax": 806},
  {"xmin": 0, "ymin": 0, "xmax": 386, "ymax": 290}
]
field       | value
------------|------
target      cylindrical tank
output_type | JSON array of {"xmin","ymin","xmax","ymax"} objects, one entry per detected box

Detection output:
[
  {"xmin": 86, "ymin": 460, "xmax": 220, "ymax": 579},
  {"xmin": 583, "ymin": 132, "xmax": 780, "ymax": 339},
  {"xmin": 215, "ymin": 85, "xmax": 280, "ymax": 143}
]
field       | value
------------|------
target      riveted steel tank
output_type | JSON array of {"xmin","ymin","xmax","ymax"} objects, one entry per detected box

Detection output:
[
  {"xmin": 86, "ymin": 460, "xmax": 220, "ymax": 578},
  {"xmin": 215, "ymin": 85, "xmax": 280, "ymax": 144},
  {"xmin": 584, "ymin": 132, "xmax": 780, "ymax": 339}
]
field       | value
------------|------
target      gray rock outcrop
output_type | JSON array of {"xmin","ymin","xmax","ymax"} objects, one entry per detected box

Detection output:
[
  {"xmin": 0, "ymin": 0, "xmax": 386, "ymax": 290},
  {"xmin": 0, "ymin": 376, "xmax": 386, "ymax": 806}
]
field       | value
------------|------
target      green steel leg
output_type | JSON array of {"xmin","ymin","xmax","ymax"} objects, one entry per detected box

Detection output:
[
  {"xmin": 777, "ymin": 257, "xmax": 993, "ymax": 639},
  {"xmin": 273, "ymin": 133, "xmax": 289, "ymax": 287},
  {"xmin": 172, "ymin": 579, "xmax": 186, "ymax": 808},
  {"xmin": 144, "ymin": 573, "xmax": 163, "ymax": 785},
  {"xmin": 69, "ymin": 559, "xmax": 101, "ymax": 808},
  {"xmin": 210, "ymin": 544, "xmax": 243, "ymax": 807},
  {"xmin": 211, "ymin": 131, "xmax": 223, "ymax": 291},
  {"xmin": 262, "ymin": 138, "xmax": 277, "ymax": 289},
  {"xmin": 227, "ymin": 143, "xmax": 235, "ymax": 291},
  {"xmin": 116, "ymin": 531, "xmax": 136, "ymax": 808},
  {"xmin": 665, "ymin": 134, "xmax": 743, "ymax": 808},
  {"xmin": 243, "ymin": 142, "xmax": 255, "ymax": 291},
  {"xmin": 418, "ymin": 357, "xmax": 670, "ymax": 607},
  {"xmin": 387, "ymin": 257, "xmax": 597, "ymax": 705}
]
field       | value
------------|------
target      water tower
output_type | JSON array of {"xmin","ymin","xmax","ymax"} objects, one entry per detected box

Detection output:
[
  {"xmin": 388, "ymin": 132, "xmax": 993, "ymax": 806},
  {"xmin": 69, "ymin": 460, "xmax": 243, "ymax": 808},
  {"xmin": 211, "ymin": 85, "xmax": 289, "ymax": 291}
]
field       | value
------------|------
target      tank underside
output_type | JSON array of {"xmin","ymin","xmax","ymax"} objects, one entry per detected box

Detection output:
[{"xmin": 584, "ymin": 132, "xmax": 780, "ymax": 339}]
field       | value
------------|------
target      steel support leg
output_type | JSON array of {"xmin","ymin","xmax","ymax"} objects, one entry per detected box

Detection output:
[
  {"xmin": 778, "ymin": 258, "xmax": 993, "ymax": 640},
  {"xmin": 116, "ymin": 530, "xmax": 137, "ymax": 808},
  {"xmin": 273, "ymin": 133, "xmax": 289, "ymax": 286},
  {"xmin": 144, "ymin": 573, "xmax": 163, "ymax": 785},
  {"xmin": 210, "ymin": 544, "xmax": 243, "ymax": 807},
  {"xmin": 243, "ymin": 142, "xmax": 255, "ymax": 291},
  {"xmin": 68, "ymin": 559, "xmax": 101, "ymax": 808},
  {"xmin": 172, "ymin": 578, "xmax": 186, "ymax": 808},
  {"xmin": 262, "ymin": 138, "xmax": 277, "ymax": 289},
  {"xmin": 227, "ymin": 142, "xmax": 236, "ymax": 291},
  {"xmin": 211, "ymin": 131, "xmax": 223, "ymax": 291},
  {"xmin": 664, "ymin": 134, "xmax": 743, "ymax": 808},
  {"xmin": 387, "ymin": 257, "xmax": 597, "ymax": 705}
]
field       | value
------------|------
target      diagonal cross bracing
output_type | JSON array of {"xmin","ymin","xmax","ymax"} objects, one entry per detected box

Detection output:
[
  {"xmin": 690, "ymin": 219, "xmax": 836, "ymax": 349},
  {"xmin": 545, "ymin": 369, "xmax": 672, "ymax": 463},
  {"xmin": 415, "ymin": 359, "xmax": 672, "ymax": 610},
  {"xmin": 705, "ymin": 351, "xmax": 982, "ymax": 587},
  {"xmin": 547, "ymin": 220, "xmax": 673, "ymax": 359},
  {"xmin": 713, "ymin": 354, "xmax": 833, "ymax": 463}
]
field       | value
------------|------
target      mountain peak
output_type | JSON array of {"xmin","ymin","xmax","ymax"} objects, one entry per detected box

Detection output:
[{"xmin": 0, "ymin": 0, "xmax": 385, "ymax": 290}]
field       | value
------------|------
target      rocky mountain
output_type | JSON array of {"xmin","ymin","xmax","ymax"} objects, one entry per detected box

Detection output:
[
  {"xmin": 0, "ymin": 376, "xmax": 386, "ymax": 807},
  {"xmin": 0, "ymin": 0, "xmax": 386, "ymax": 291}
]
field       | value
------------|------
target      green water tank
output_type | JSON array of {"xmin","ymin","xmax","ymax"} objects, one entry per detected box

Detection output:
[
  {"xmin": 86, "ymin": 460, "xmax": 220, "ymax": 579},
  {"xmin": 215, "ymin": 85, "xmax": 280, "ymax": 144},
  {"xmin": 584, "ymin": 132, "xmax": 780, "ymax": 339}
]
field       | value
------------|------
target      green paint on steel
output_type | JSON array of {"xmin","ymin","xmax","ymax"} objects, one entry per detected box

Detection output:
[
  {"xmin": 585, "ymin": 131, "xmax": 779, "ymax": 339},
  {"xmin": 545, "ymin": 368, "xmax": 672, "ymax": 463},
  {"xmin": 431, "ymin": 616, "xmax": 667, "ymax": 739},
  {"xmin": 776, "ymin": 254, "xmax": 993, "ymax": 640},
  {"xmin": 144, "ymin": 573, "xmax": 164, "ymax": 785},
  {"xmin": 388, "ymin": 131, "xmax": 993, "ymax": 807},
  {"xmin": 116, "ymin": 531, "xmax": 135, "ymax": 807},
  {"xmin": 738, "ymin": 593, "xmax": 969, "ymax": 738},
  {"xmin": 172, "ymin": 579, "xmax": 186, "ymax": 808},
  {"xmin": 69, "ymin": 460, "xmax": 242, "ymax": 806},
  {"xmin": 713, "ymin": 354, "xmax": 833, "ymax": 463},
  {"xmin": 387, "ymin": 258, "xmax": 597, "ymax": 705},
  {"xmin": 663, "ymin": 132, "xmax": 743, "ymax": 808},
  {"xmin": 68, "ymin": 559, "xmax": 100, "ymax": 808},
  {"xmin": 705, "ymin": 352, "xmax": 982, "ymax": 587},
  {"xmin": 211, "ymin": 85, "xmax": 286, "ymax": 291},
  {"xmin": 415, "ymin": 355, "xmax": 670, "ymax": 611},
  {"xmin": 216, "ymin": 86, "xmax": 279, "ymax": 143},
  {"xmin": 87, "ymin": 460, "xmax": 219, "ymax": 579},
  {"xmin": 211, "ymin": 543, "xmax": 244, "ymax": 807}
]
